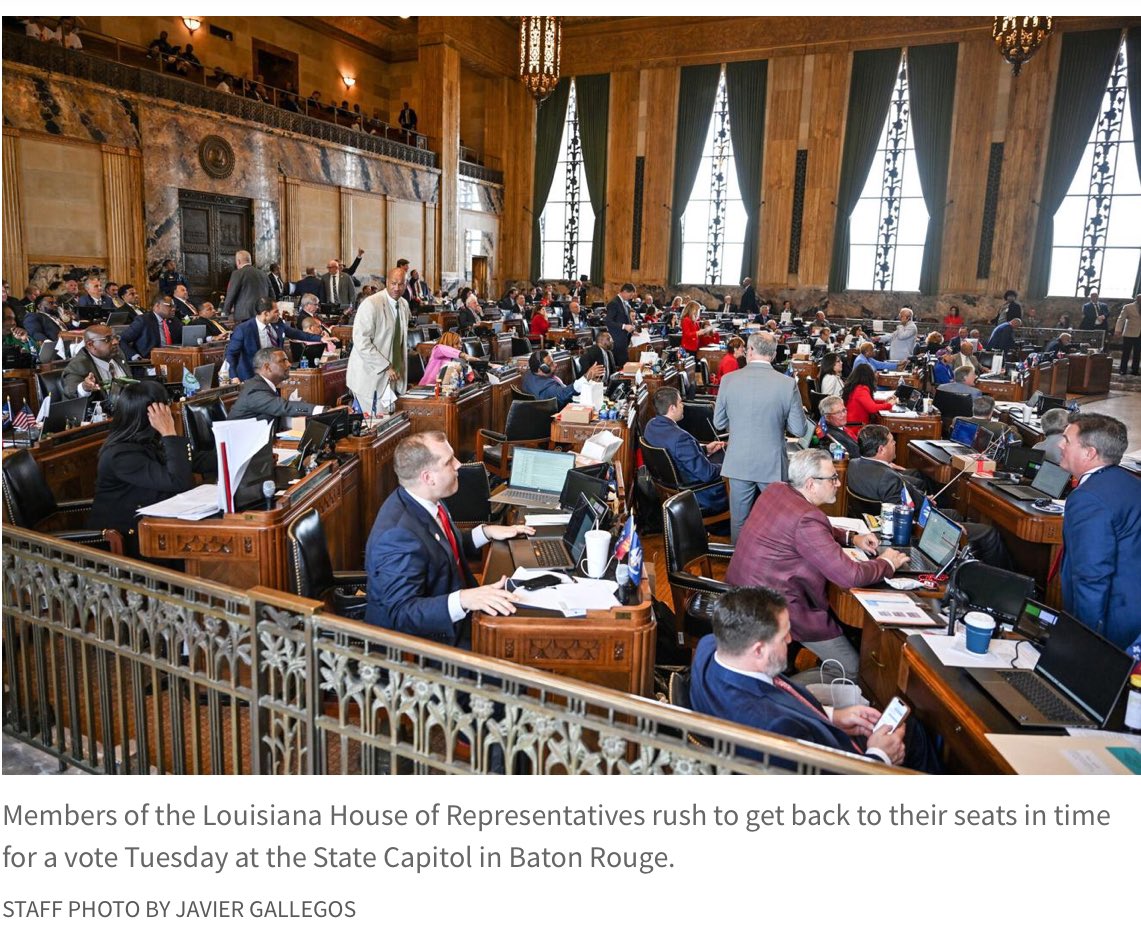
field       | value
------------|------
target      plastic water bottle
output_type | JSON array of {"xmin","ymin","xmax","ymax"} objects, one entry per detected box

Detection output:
[
  {"xmin": 615, "ymin": 564, "xmax": 635, "ymax": 606},
  {"xmin": 90, "ymin": 401, "xmax": 105, "ymax": 423},
  {"xmin": 300, "ymin": 356, "xmax": 310, "ymax": 369},
  {"xmin": 830, "ymin": 441, "xmax": 844, "ymax": 462}
]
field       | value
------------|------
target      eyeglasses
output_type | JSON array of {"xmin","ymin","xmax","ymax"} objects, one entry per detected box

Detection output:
[
  {"xmin": 811, "ymin": 474, "xmax": 842, "ymax": 484},
  {"xmin": 87, "ymin": 336, "xmax": 117, "ymax": 344}
]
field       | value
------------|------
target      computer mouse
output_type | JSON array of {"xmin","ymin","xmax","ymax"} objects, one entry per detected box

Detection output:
[{"xmin": 1033, "ymin": 498, "xmax": 1052, "ymax": 508}]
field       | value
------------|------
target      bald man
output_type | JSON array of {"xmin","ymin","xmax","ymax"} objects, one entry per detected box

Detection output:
[
  {"xmin": 220, "ymin": 249, "xmax": 270, "ymax": 323},
  {"xmin": 347, "ymin": 266, "xmax": 409, "ymax": 413}
]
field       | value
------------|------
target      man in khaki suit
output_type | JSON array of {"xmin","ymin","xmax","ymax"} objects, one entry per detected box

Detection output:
[
  {"xmin": 1115, "ymin": 294, "xmax": 1140, "ymax": 376},
  {"xmin": 347, "ymin": 267, "xmax": 408, "ymax": 414},
  {"xmin": 943, "ymin": 338, "xmax": 982, "ymax": 376}
]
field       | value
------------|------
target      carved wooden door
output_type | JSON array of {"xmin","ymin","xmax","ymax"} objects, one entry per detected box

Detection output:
[{"xmin": 178, "ymin": 190, "xmax": 252, "ymax": 302}]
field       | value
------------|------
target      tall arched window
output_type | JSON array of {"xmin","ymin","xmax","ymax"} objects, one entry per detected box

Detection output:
[
  {"xmin": 1048, "ymin": 38, "xmax": 1140, "ymax": 298},
  {"xmin": 679, "ymin": 68, "xmax": 747, "ymax": 285},
  {"xmin": 539, "ymin": 80, "xmax": 595, "ymax": 281},
  {"xmin": 846, "ymin": 52, "xmax": 929, "ymax": 292}
]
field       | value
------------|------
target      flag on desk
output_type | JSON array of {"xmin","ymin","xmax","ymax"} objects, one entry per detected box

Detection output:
[
  {"xmin": 2, "ymin": 398, "xmax": 11, "ymax": 429},
  {"xmin": 815, "ymin": 413, "xmax": 828, "ymax": 442},
  {"xmin": 12, "ymin": 402, "xmax": 36, "ymax": 431},
  {"xmin": 612, "ymin": 514, "xmax": 643, "ymax": 586},
  {"xmin": 613, "ymin": 514, "xmax": 636, "ymax": 561},
  {"xmin": 900, "ymin": 483, "xmax": 914, "ymax": 512}
]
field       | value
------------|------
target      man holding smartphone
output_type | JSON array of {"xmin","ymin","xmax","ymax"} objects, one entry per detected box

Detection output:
[{"xmin": 689, "ymin": 587, "xmax": 940, "ymax": 772}]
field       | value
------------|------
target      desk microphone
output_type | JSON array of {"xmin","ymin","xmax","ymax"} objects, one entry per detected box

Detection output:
[{"xmin": 262, "ymin": 479, "xmax": 276, "ymax": 512}]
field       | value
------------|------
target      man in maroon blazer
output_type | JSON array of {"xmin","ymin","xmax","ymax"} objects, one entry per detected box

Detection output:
[{"xmin": 725, "ymin": 448, "xmax": 910, "ymax": 676}]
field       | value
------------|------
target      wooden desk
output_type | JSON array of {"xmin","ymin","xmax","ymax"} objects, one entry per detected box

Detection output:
[
  {"xmin": 150, "ymin": 343, "xmax": 228, "ymax": 383},
  {"xmin": 137, "ymin": 458, "xmax": 361, "ymax": 591},
  {"xmin": 489, "ymin": 332, "xmax": 515, "ymax": 363},
  {"xmin": 334, "ymin": 413, "xmax": 411, "ymax": 557},
  {"xmin": 1065, "ymin": 353, "xmax": 1111, "ymax": 394},
  {"xmin": 961, "ymin": 477, "xmax": 1063, "ymax": 606},
  {"xmin": 331, "ymin": 325, "xmax": 353, "ymax": 346},
  {"xmin": 876, "ymin": 370, "xmax": 921, "ymax": 391},
  {"xmin": 550, "ymin": 415, "xmax": 634, "ymax": 499},
  {"xmin": 907, "ymin": 440, "xmax": 967, "ymax": 512},
  {"xmin": 873, "ymin": 411, "xmax": 941, "ymax": 469},
  {"xmin": 396, "ymin": 384, "xmax": 491, "ymax": 461},
  {"xmin": 817, "ymin": 456, "xmax": 848, "ymax": 519},
  {"xmin": 281, "ymin": 358, "xmax": 348, "ymax": 407},
  {"xmin": 489, "ymin": 368, "xmax": 521, "ymax": 435},
  {"xmin": 3, "ymin": 368, "xmax": 40, "ymax": 410},
  {"xmin": 1026, "ymin": 358, "xmax": 1069, "ymax": 397},
  {"xmin": 975, "ymin": 377, "xmax": 1024, "ymax": 402},
  {"xmin": 474, "ymin": 541, "xmax": 655, "ymax": 695},
  {"xmin": 697, "ymin": 345, "xmax": 727, "ymax": 378},
  {"xmin": 428, "ymin": 310, "xmax": 459, "ymax": 332},
  {"xmin": 2, "ymin": 421, "xmax": 110, "ymax": 502}
]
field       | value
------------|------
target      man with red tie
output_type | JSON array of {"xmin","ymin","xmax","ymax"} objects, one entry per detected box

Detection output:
[
  {"xmin": 688, "ymin": 587, "xmax": 940, "ymax": 772},
  {"xmin": 120, "ymin": 294, "xmax": 183, "ymax": 360},
  {"xmin": 364, "ymin": 431, "xmax": 533, "ymax": 646}
]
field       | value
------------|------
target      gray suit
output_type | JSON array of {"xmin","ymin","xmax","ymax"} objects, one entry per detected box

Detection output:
[
  {"xmin": 228, "ymin": 376, "xmax": 318, "ymax": 431},
  {"xmin": 220, "ymin": 264, "xmax": 271, "ymax": 323},
  {"xmin": 320, "ymin": 271, "xmax": 357, "ymax": 307},
  {"xmin": 713, "ymin": 360, "xmax": 808, "ymax": 541}
]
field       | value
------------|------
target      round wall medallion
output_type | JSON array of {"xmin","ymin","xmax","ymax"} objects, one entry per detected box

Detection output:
[{"xmin": 199, "ymin": 135, "xmax": 235, "ymax": 179}]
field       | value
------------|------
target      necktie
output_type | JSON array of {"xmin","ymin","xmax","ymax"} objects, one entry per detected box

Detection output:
[
  {"xmin": 161, "ymin": 318, "xmax": 173, "ymax": 346},
  {"xmin": 265, "ymin": 325, "xmax": 279, "ymax": 348},
  {"xmin": 389, "ymin": 296, "xmax": 405, "ymax": 380},
  {"xmin": 331, "ymin": 275, "xmax": 339, "ymax": 304},
  {"xmin": 436, "ymin": 504, "xmax": 463, "ymax": 577},
  {"xmin": 771, "ymin": 677, "xmax": 862, "ymax": 753}
]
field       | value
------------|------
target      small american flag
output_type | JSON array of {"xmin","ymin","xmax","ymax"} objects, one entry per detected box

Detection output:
[{"xmin": 12, "ymin": 403, "xmax": 36, "ymax": 431}]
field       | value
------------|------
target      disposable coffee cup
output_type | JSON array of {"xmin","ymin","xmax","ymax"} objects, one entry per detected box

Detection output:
[
  {"xmin": 584, "ymin": 529, "xmax": 610, "ymax": 578},
  {"xmin": 963, "ymin": 611, "xmax": 996, "ymax": 655}
]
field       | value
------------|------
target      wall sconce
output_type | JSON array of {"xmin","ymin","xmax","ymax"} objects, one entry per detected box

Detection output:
[
  {"xmin": 182, "ymin": 17, "xmax": 201, "ymax": 34},
  {"xmin": 342, "ymin": 75, "xmax": 356, "ymax": 89}
]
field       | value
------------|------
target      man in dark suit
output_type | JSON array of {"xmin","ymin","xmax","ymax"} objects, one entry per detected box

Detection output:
[
  {"xmin": 267, "ymin": 263, "xmax": 286, "ymax": 301},
  {"xmin": 225, "ymin": 298, "xmax": 319, "ymax": 382},
  {"xmin": 22, "ymin": 294, "xmax": 65, "ymax": 344},
  {"xmin": 220, "ymin": 250, "xmax": 270, "ymax": 323},
  {"xmin": 642, "ymin": 386, "xmax": 728, "ymax": 515},
  {"xmin": 689, "ymin": 587, "xmax": 939, "ymax": 771},
  {"xmin": 120, "ymin": 295, "xmax": 183, "ymax": 360},
  {"xmin": 364, "ymin": 431, "xmax": 531, "ymax": 645},
  {"xmin": 579, "ymin": 330, "xmax": 618, "ymax": 385},
  {"xmin": 605, "ymin": 282, "xmax": 637, "ymax": 364},
  {"xmin": 726, "ymin": 449, "xmax": 905, "ymax": 675},
  {"xmin": 1080, "ymin": 289, "xmax": 1109, "ymax": 331},
  {"xmin": 227, "ymin": 347, "xmax": 323, "ymax": 430},
  {"xmin": 522, "ymin": 350, "xmax": 603, "ymax": 410},
  {"xmin": 321, "ymin": 259, "xmax": 357, "ymax": 310},
  {"xmin": 1058, "ymin": 414, "xmax": 1141, "ymax": 649},
  {"xmin": 818, "ymin": 395, "xmax": 860, "ymax": 459},
  {"xmin": 77, "ymin": 277, "xmax": 116, "ymax": 318},
  {"xmin": 60, "ymin": 325, "xmax": 130, "ymax": 400},
  {"xmin": 293, "ymin": 267, "xmax": 323, "ymax": 299},
  {"xmin": 986, "ymin": 316, "xmax": 1020, "ymax": 353},
  {"xmin": 171, "ymin": 283, "xmax": 197, "ymax": 321},
  {"xmin": 738, "ymin": 277, "xmax": 759, "ymax": 318}
]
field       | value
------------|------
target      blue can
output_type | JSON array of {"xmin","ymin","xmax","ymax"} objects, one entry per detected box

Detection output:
[{"xmin": 891, "ymin": 504, "xmax": 913, "ymax": 546}]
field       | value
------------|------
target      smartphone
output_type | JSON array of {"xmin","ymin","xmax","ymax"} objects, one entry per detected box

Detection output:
[{"xmin": 873, "ymin": 697, "xmax": 910, "ymax": 734}]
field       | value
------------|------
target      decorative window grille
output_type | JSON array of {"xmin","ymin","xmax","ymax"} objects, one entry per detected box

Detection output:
[{"xmin": 539, "ymin": 80, "xmax": 594, "ymax": 280}]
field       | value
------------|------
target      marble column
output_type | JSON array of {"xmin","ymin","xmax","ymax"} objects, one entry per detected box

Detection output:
[
  {"xmin": 418, "ymin": 40, "xmax": 461, "ymax": 288},
  {"xmin": 3, "ymin": 129, "xmax": 27, "ymax": 287}
]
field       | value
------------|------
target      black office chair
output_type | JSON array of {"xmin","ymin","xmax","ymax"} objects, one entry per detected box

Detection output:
[
  {"xmin": 679, "ymin": 402, "xmax": 719, "ymax": 443},
  {"xmin": 1, "ymin": 449, "xmax": 123, "ymax": 553},
  {"xmin": 511, "ymin": 336, "xmax": 533, "ymax": 356},
  {"xmin": 406, "ymin": 351, "xmax": 426, "ymax": 386},
  {"xmin": 570, "ymin": 354, "xmax": 585, "ymax": 380},
  {"xmin": 181, "ymin": 398, "xmax": 227, "ymax": 479},
  {"xmin": 37, "ymin": 370, "xmax": 65, "ymax": 403},
  {"xmin": 285, "ymin": 508, "xmax": 367, "ymax": 619},
  {"xmin": 809, "ymin": 389, "xmax": 828, "ymax": 420},
  {"xmin": 442, "ymin": 462, "xmax": 507, "ymax": 530},
  {"xmin": 662, "ymin": 490, "xmax": 734, "ymax": 647},
  {"xmin": 509, "ymin": 384, "xmax": 536, "ymax": 403},
  {"xmin": 933, "ymin": 388, "xmax": 974, "ymax": 432},
  {"xmin": 462, "ymin": 338, "xmax": 487, "ymax": 359},
  {"xmin": 846, "ymin": 487, "xmax": 882, "ymax": 520},
  {"xmin": 642, "ymin": 442, "xmax": 730, "ymax": 530},
  {"xmin": 476, "ymin": 397, "xmax": 557, "ymax": 479},
  {"xmin": 678, "ymin": 368, "xmax": 715, "ymax": 405}
]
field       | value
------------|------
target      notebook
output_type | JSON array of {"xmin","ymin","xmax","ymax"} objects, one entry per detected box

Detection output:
[
  {"xmin": 488, "ymin": 447, "xmax": 577, "ymax": 508},
  {"xmin": 967, "ymin": 608, "xmax": 1133, "ymax": 728}
]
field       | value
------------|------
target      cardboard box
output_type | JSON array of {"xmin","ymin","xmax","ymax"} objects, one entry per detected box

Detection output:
[
  {"xmin": 951, "ymin": 453, "xmax": 996, "ymax": 476},
  {"xmin": 622, "ymin": 362, "xmax": 643, "ymax": 375},
  {"xmin": 561, "ymin": 404, "xmax": 593, "ymax": 425}
]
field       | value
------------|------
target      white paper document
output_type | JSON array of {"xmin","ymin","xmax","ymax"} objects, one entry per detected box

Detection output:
[
  {"xmin": 136, "ymin": 484, "xmax": 221, "ymax": 520},
  {"xmin": 850, "ymin": 590, "xmax": 936, "ymax": 626},
  {"xmin": 213, "ymin": 418, "xmax": 273, "ymax": 512},
  {"xmin": 509, "ymin": 568, "xmax": 620, "ymax": 614},
  {"xmin": 829, "ymin": 516, "xmax": 871, "ymax": 537},
  {"xmin": 920, "ymin": 632, "xmax": 1040, "ymax": 669},
  {"xmin": 524, "ymin": 514, "xmax": 571, "ymax": 527}
]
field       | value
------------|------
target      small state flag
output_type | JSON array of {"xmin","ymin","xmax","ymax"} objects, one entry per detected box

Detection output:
[
  {"xmin": 900, "ymin": 484, "xmax": 914, "ymax": 511},
  {"xmin": 613, "ymin": 514, "xmax": 636, "ymax": 561},
  {"xmin": 627, "ymin": 529, "xmax": 644, "ymax": 587}
]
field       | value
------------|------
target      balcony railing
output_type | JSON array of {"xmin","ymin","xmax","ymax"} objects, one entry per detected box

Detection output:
[
  {"xmin": 1, "ymin": 526, "xmax": 886, "ymax": 776},
  {"xmin": 460, "ymin": 160, "xmax": 504, "ymax": 185},
  {"xmin": 2, "ymin": 31, "xmax": 438, "ymax": 170}
]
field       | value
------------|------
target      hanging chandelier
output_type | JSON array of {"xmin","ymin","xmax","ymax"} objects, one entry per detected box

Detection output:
[
  {"xmin": 992, "ymin": 16, "xmax": 1054, "ymax": 76},
  {"xmin": 519, "ymin": 16, "xmax": 562, "ymax": 101}
]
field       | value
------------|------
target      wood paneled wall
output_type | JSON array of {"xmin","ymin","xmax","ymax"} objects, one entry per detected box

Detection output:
[
  {"xmin": 495, "ymin": 78, "xmax": 535, "ymax": 283},
  {"xmin": 604, "ymin": 71, "xmax": 641, "ymax": 285},
  {"xmin": 759, "ymin": 56, "xmax": 802, "ymax": 287},
  {"xmin": 637, "ymin": 67, "xmax": 680, "ymax": 288}
]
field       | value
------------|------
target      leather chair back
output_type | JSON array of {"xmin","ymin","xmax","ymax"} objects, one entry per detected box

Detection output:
[
  {"xmin": 38, "ymin": 370, "xmax": 65, "ymax": 403},
  {"xmin": 809, "ymin": 389, "xmax": 828, "ymax": 419},
  {"xmin": 510, "ymin": 384, "xmax": 536, "ymax": 402},
  {"xmin": 503, "ymin": 397, "xmax": 557, "ymax": 441},
  {"xmin": 1, "ymin": 449, "xmax": 59, "ymax": 529},
  {"xmin": 641, "ymin": 441, "xmax": 683, "ymax": 488},
  {"xmin": 571, "ymin": 354, "xmax": 585, "ymax": 379},
  {"xmin": 442, "ymin": 462, "xmax": 492, "ymax": 526},
  {"xmin": 846, "ymin": 488, "xmax": 882, "ymax": 520},
  {"xmin": 406, "ymin": 351, "xmax": 425, "ymax": 385},
  {"xmin": 182, "ymin": 399, "xmax": 227, "ymax": 458},
  {"xmin": 511, "ymin": 336, "xmax": 533, "ymax": 356},
  {"xmin": 663, "ymin": 490, "xmax": 710, "ymax": 576},
  {"xmin": 679, "ymin": 402, "xmax": 717, "ymax": 442},
  {"xmin": 462, "ymin": 338, "xmax": 487, "ymax": 359},
  {"xmin": 934, "ymin": 387, "xmax": 974, "ymax": 426},
  {"xmin": 286, "ymin": 508, "xmax": 335, "ymax": 600}
]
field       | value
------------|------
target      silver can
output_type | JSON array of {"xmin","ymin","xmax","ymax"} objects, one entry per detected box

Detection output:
[{"xmin": 879, "ymin": 503, "xmax": 895, "ymax": 539}]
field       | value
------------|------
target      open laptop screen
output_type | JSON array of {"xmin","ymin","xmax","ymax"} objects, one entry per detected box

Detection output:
[
  {"xmin": 1030, "ymin": 459, "xmax": 1071, "ymax": 498},
  {"xmin": 917, "ymin": 508, "xmax": 962, "ymax": 567},
  {"xmin": 509, "ymin": 448, "xmax": 576, "ymax": 493},
  {"xmin": 950, "ymin": 420, "xmax": 978, "ymax": 446},
  {"xmin": 1037, "ymin": 611, "xmax": 1133, "ymax": 724}
]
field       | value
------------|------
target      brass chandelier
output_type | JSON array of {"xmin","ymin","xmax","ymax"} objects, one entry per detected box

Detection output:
[
  {"xmin": 992, "ymin": 16, "xmax": 1054, "ymax": 76},
  {"xmin": 519, "ymin": 16, "xmax": 562, "ymax": 101}
]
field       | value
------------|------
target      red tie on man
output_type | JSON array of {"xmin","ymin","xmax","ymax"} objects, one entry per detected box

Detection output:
[
  {"xmin": 161, "ymin": 318, "xmax": 173, "ymax": 346},
  {"xmin": 772, "ymin": 677, "xmax": 862, "ymax": 754},
  {"xmin": 437, "ymin": 504, "xmax": 464, "ymax": 577}
]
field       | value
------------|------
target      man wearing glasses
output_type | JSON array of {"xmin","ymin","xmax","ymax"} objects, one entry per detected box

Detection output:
[
  {"xmin": 725, "ymin": 448, "xmax": 908, "ymax": 679},
  {"xmin": 61, "ymin": 325, "xmax": 130, "ymax": 400}
]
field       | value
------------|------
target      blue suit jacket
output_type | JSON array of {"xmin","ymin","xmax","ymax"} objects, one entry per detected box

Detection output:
[
  {"xmin": 364, "ymin": 487, "xmax": 480, "ymax": 646},
  {"xmin": 1061, "ymin": 466, "xmax": 1141, "ymax": 648},
  {"xmin": 688, "ymin": 635, "xmax": 861, "ymax": 766},
  {"xmin": 521, "ymin": 370, "xmax": 575, "ymax": 409},
  {"xmin": 224, "ymin": 318, "xmax": 316, "ymax": 381},
  {"xmin": 120, "ymin": 313, "xmax": 183, "ymax": 359},
  {"xmin": 987, "ymin": 322, "xmax": 1016, "ymax": 352},
  {"xmin": 642, "ymin": 415, "xmax": 727, "ymax": 514}
]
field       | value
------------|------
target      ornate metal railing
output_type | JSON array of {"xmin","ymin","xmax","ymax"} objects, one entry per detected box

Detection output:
[
  {"xmin": 2, "ymin": 33, "xmax": 438, "ymax": 170},
  {"xmin": 459, "ymin": 161, "xmax": 505, "ymax": 185},
  {"xmin": 1, "ymin": 527, "xmax": 887, "ymax": 775}
]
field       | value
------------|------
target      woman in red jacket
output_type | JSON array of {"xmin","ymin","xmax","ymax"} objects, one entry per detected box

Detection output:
[
  {"xmin": 714, "ymin": 335, "xmax": 746, "ymax": 385},
  {"xmin": 942, "ymin": 304, "xmax": 964, "ymax": 342},
  {"xmin": 528, "ymin": 307, "xmax": 550, "ymax": 342},
  {"xmin": 680, "ymin": 301, "xmax": 718, "ymax": 353},
  {"xmin": 841, "ymin": 363, "xmax": 895, "ymax": 439}
]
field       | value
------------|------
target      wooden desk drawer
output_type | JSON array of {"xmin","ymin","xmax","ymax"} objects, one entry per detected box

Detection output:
[{"xmin": 858, "ymin": 620, "xmax": 904, "ymax": 709}]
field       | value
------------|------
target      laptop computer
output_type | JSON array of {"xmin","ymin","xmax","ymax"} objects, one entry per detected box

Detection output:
[
  {"xmin": 559, "ymin": 467, "xmax": 610, "ymax": 511},
  {"xmin": 876, "ymin": 507, "xmax": 963, "ymax": 574},
  {"xmin": 193, "ymin": 363, "xmax": 215, "ymax": 390},
  {"xmin": 990, "ymin": 458, "xmax": 1071, "ymax": 501},
  {"xmin": 105, "ymin": 310, "xmax": 133, "ymax": 326},
  {"xmin": 967, "ymin": 608, "xmax": 1133, "ymax": 728},
  {"xmin": 1012, "ymin": 597, "xmax": 1065, "ymax": 648},
  {"xmin": 1001, "ymin": 444, "xmax": 1043, "ymax": 479},
  {"xmin": 42, "ymin": 397, "xmax": 89, "ymax": 433},
  {"xmin": 930, "ymin": 419, "xmax": 978, "ymax": 457},
  {"xmin": 181, "ymin": 325, "xmax": 207, "ymax": 347},
  {"xmin": 488, "ymin": 447, "xmax": 577, "ymax": 508},
  {"xmin": 509, "ymin": 494, "xmax": 610, "ymax": 571}
]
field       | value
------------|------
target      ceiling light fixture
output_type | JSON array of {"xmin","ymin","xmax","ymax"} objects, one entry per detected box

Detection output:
[
  {"xmin": 182, "ymin": 17, "xmax": 201, "ymax": 34},
  {"xmin": 992, "ymin": 16, "xmax": 1054, "ymax": 76},
  {"xmin": 519, "ymin": 16, "xmax": 562, "ymax": 102}
]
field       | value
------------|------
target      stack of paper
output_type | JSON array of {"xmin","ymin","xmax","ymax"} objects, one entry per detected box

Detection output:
[
  {"xmin": 850, "ymin": 590, "xmax": 937, "ymax": 626},
  {"xmin": 137, "ymin": 484, "xmax": 221, "ymax": 520}
]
